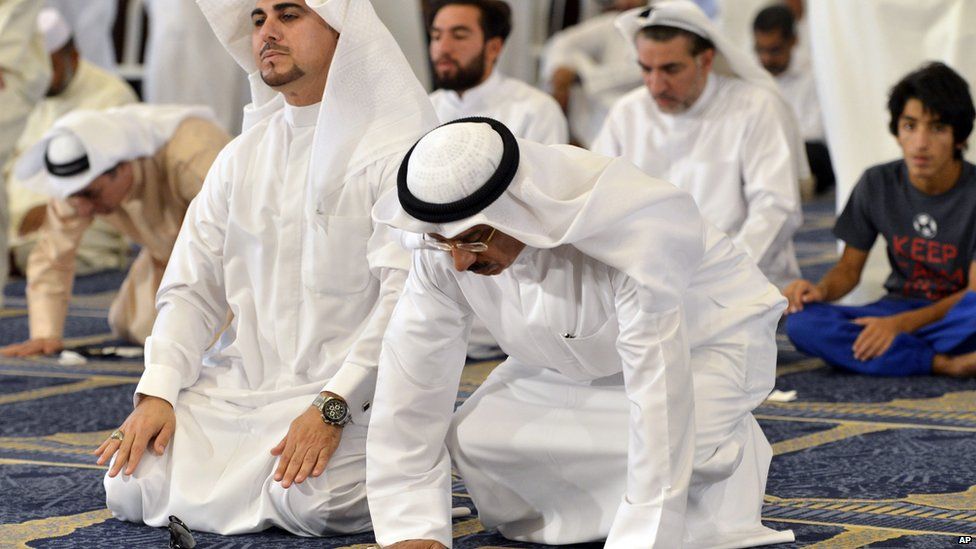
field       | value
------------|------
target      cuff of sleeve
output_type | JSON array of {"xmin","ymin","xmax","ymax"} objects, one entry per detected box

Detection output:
[
  {"xmin": 27, "ymin": 302, "xmax": 67, "ymax": 340},
  {"xmin": 368, "ymin": 489, "xmax": 453, "ymax": 548},
  {"xmin": 605, "ymin": 496, "xmax": 685, "ymax": 549},
  {"xmin": 134, "ymin": 364, "xmax": 183, "ymax": 409},
  {"xmin": 323, "ymin": 362, "xmax": 376, "ymax": 426}
]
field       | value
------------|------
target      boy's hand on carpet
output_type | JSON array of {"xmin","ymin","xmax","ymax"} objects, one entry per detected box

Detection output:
[
  {"xmin": 94, "ymin": 395, "xmax": 175, "ymax": 477},
  {"xmin": 0, "ymin": 337, "xmax": 64, "ymax": 357},
  {"xmin": 386, "ymin": 541, "xmax": 448, "ymax": 549},
  {"xmin": 782, "ymin": 279, "xmax": 824, "ymax": 313},
  {"xmin": 852, "ymin": 316, "xmax": 903, "ymax": 361},
  {"xmin": 270, "ymin": 405, "xmax": 342, "ymax": 488}
]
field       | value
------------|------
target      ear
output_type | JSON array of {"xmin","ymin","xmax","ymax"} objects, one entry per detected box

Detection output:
[
  {"xmin": 484, "ymin": 36, "xmax": 504, "ymax": 69},
  {"xmin": 698, "ymin": 48, "xmax": 715, "ymax": 74}
]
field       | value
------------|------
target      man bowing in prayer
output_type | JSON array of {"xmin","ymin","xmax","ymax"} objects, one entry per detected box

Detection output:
[
  {"xmin": 2, "ymin": 105, "xmax": 228, "ymax": 356},
  {"xmin": 592, "ymin": 0, "xmax": 805, "ymax": 288},
  {"xmin": 366, "ymin": 118, "xmax": 794, "ymax": 548},
  {"xmin": 96, "ymin": 0, "xmax": 437, "ymax": 537}
]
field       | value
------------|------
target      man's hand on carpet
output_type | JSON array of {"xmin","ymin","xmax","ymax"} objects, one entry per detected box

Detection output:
[
  {"xmin": 852, "ymin": 316, "xmax": 904, "ymax": 361},
  {"xmin": 782, "ymin": 279, "xmax": 825, "ymax": 314},
  {"xmin": 95, "ymin": 395, "xmax": 175, "ymax": 477},
  {"xmin": 386, "ymin": 540, "xmax": 448, "ymax": 549},
  {"xmin": 271, "ymin": 405, "xmax": 342, "ymax": 488},
  {"xmin": 0, "ymin": 337, "xmax": 64, "ymax": 357}
]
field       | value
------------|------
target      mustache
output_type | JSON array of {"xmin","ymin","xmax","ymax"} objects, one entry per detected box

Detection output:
[
  {"xmin": 434, "ymin": 55, "xmax": 459, "ymax": 67},
  {"xmin": 260, "ymin": 42, "xmax": 289, "ymax": 56}
]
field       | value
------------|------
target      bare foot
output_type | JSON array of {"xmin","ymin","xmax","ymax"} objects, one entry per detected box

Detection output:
[{"xmin": 932, "ymin": 351, "xmax": 976, "ymax": 377}]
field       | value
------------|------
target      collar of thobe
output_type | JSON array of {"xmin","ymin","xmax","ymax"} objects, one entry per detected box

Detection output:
[
  {"xmin": 441, "ymin": 70, "xmax": 504, "ymax": 109},
  {"xmin": 197, "ymin": 0, "xmax": 438, "ymax": 210},
  {"xmin": 374, "ymin": 119, "xmax": 706, "ymax": 312},
  {"xmin": 284, "ymin": 101, "xmax": 322, "ymax": 128},
  {"xmin": 615, "ymin": 0, "xmax": 810, "ymax": 178},
  {"xmin": 14, "ymin": 104, "xmax": 217, "ymax": 199}
]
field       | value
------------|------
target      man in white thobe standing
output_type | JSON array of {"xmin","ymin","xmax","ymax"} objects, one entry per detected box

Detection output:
[
  {"xmin": 96, "ymin": 0, "xmax": 437, "ymax": 536},
  {"xmin": 427, "ymin": 0, "xmax": 567, "ymax": 145},
  {"xmin": 366, "ymin": 118, "xmax": 794, "ymax": 548},
  {"xmin": 592, "ymin": 0, "xmax": 805, "ymax": 288}
]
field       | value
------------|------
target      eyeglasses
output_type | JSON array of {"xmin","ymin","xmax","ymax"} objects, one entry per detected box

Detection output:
[{"xmin": 422, "ymin": 227, "xmax": 496, "ymax": 253}]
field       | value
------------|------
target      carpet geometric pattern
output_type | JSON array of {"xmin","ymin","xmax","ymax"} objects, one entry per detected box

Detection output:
[{"xmin": 2, "ymin": 195, "xmax": 975, "ymax": 548}]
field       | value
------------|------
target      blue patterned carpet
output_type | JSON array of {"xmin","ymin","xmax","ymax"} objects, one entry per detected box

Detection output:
[{"xmin": 2, "ymin": 195, "xmax": 975, "ymax": 548}]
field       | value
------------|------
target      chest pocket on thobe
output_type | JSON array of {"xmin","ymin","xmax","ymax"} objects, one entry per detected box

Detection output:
[{"xmin": 303, "ymin": 214, "xmax": 373, "ymax": 295}]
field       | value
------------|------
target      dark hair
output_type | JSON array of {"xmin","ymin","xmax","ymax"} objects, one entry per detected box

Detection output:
[
  {"xmin": 888, "ymin": 61, "xmax": 975, "ymax": 158},
  {"xmin": 428, "ymin": 0, "xmax": 512, "ymax": 42},
  {"xmin": 637, "ymin": 25, "xmax": 714, "ymax": 56},
  {"xmin": 753, "ymin": 5, "xmax": 795, "ymax": 40}
]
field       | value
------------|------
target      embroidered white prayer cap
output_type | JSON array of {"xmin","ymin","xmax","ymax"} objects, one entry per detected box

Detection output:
[
  {"xmin": 406, "ymin": 122, "xmax": 505, "ymax": 205},
  {"xmin": 15, "ymin": 104, "xmax": 217, "ymax": 199},
  {"xmin": 37, "ymin": 7, "xmax": 72, "ymax": 53}
]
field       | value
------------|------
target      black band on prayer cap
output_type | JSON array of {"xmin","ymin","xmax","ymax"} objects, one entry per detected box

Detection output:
[
  {"xmin": 397, "ymin": 116, "xmax": 520, "ymax": 224},
  {"xmin": 44, "ymin": 152, "xmax": 90, "ymax": 177}
]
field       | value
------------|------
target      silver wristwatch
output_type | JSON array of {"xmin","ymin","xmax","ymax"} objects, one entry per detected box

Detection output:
[{"xmin": 312, "ymin": 394, "xmax": 351, "ymax": 427}]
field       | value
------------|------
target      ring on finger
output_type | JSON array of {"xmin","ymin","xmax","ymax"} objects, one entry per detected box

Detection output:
[{"xmin": 110, "ymin": 429, "xmax": 125, "ymax": 442}]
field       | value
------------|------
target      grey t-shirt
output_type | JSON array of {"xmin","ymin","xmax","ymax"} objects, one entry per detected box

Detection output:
[{"xmin": 834, "ymin": 159, "xmax": 976, "ymax": 301}]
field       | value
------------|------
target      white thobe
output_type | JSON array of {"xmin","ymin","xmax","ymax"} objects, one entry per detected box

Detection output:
[
  {"xmin": 368, "ymin": 225, "xmax": 793, "ymax": 548},
  {"xmin": 429, "ymin": 71, "xmax": 568, "ymax": 145},
  {"xmin": 104, "ymin": 102, "xmax": 408, "ymax": 535},
  {"xmin": 540, "ymin": 11, "xmax": 642, "ymax": 146},
  {"xmin": 775, "ymin": 61, "xmax": 824, "ymax": 143},
  {"xmin": 142, "ymin": 0, "xmax": 249, "ymax": 134},
  {"xmin": 592, "ymin": 74, "xmax": 802, "ymax": 287},
  {"xmin": 5, "ymin": 59, "xmax": 136, "ymax": 272},
  {"xmin": 45, "ymin": 0, "xmax": 118, "ymax": 72}
]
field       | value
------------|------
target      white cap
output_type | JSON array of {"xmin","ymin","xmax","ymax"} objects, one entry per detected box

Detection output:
[
  {"xmin": 46, "ymin": 132, "xmax": 87, "ymax": 167},
  {"xmin": 37, "ymin": 8, "xmax": 72, "ymax": 53},
  {"xmin": 406, "ymin": 122, "xmax": 504, "ymax": 204}
]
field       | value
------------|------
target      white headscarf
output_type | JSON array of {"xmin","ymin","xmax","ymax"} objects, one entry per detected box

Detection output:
[
  {"xmin": 196, "ymin": 0, "xmax": 439, "ymax": 211},
  {"xmin": 616, "ymin": 0, "xmax": 810, "ymax": 178},
  {"xmin": 374, "ymin": 121, "xmax": 707, "ymax": 312},
  {"xmin": 15, "ymin": 104, "xmax": 217, "ymax": 198}
]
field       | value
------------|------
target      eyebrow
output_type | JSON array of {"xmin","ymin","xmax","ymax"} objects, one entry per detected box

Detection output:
[
  {"xmin": 251, "ymin": 2, "xmax": 306, "ymax": 17},
  {"xmin": 431, "ymin": 24, "xmax": 475, "ymax": 33}
]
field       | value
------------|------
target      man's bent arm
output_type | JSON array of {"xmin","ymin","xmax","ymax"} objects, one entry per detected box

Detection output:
[
  {"xmin": 606, "ymin": 273, "xmax": 695, "ymax": 548},
  {"xmin": 26, "ymin": 201, "xmax": 94, "ymax": 339},
  {"xmin": 366, "ymin": 252, "xmax": 472, "ymax": 548},
  {"xmin": 135, "ymin": 151, "xmax": 231, "ymax": 407},
  {"xmin": 322, "ymin": 159, "xmax": 412, "ymax": 424},
  {"xmin": 815, "ymin": 245, "xmax": 869, "ymax": 302},
  {"xmin": 735, "ymin": 91, "xmax": 803, "ymax": 269}
]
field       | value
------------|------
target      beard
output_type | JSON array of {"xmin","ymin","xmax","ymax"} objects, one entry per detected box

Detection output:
[
  {"xmin": 433, "ymin": 51, "xmax": 486, "ymax": 92},
  {"xmin": 261, "ymin": 64, "xmax": 306, "ymax": 88}
]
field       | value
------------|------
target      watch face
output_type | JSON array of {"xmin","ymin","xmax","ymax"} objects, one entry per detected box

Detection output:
[{"xmin": 324, "ymin": 399, "xmax": 348, "ymax": 422}]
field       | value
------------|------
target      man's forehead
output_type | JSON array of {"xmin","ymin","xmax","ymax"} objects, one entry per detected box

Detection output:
[
  {"xmin": 432, "ymin": 4, "xmax": 481, "ymax": 29},
  {"xmin": 252, "ymin": 0, "xmax": 308, "ymax": 14},
  {"xmin": 636, "ymin": 34, "xmax": 695, "ymax": 61},
  {"xmin": 902, "ymin": 99, "xmax": 943, "ymax": 122}
]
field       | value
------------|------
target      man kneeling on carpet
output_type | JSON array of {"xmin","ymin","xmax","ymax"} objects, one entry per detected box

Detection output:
[
  {"xmin": 1, "ymin": 104, "xmax": 229, "ymax": 357},
  {"xmin": 783, "ymin": 62, "xmax": 976, "ymax": 378},
  {"xmin": 365, "ymin": 118, "xmax": 794, "ymax": 548}
]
